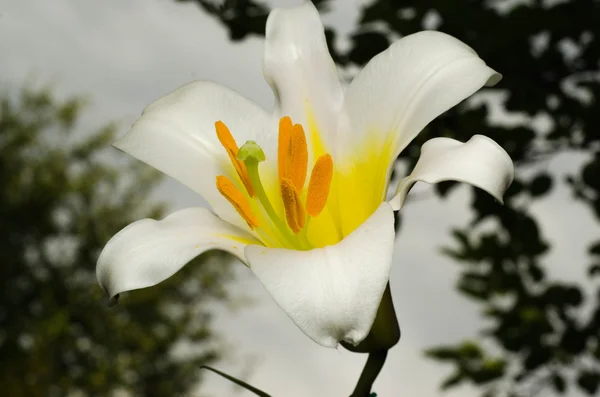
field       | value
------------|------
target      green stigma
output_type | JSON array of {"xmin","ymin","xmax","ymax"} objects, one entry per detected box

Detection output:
[{"xmin": 237, "ymin": 140, "xmax": 265, "ymax": 162}]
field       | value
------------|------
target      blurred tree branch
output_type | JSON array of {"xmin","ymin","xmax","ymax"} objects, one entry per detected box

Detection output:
[{"xmin": 0, "ymin": 85, "xmax": 236, "ymax": 396}]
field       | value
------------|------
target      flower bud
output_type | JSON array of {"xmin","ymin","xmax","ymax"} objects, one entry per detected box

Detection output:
[{"xmin": 342, "ymin": 283, "xmax": 400, "ymax": 353}]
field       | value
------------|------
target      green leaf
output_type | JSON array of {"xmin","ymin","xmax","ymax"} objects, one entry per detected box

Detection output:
[
  {"xmin": 441, "ymin": 372, "xmax": 464, "ymax": 390},
  {"xmin": 551, "ymin": 373, "xmax": 566, "ymax": 393},
  {"xmin": 201, "ymin": 365, "xmax": 271, "ymax": 397},
  {"xmin": 425, "ymin": 346, "xmax": 459, "ymax": 361},
  {"xmin": 577, "ymin": 370, "xmax": 600, "ymax": 394}
]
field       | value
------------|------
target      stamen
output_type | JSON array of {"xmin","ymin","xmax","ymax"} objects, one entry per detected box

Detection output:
[
  {"xmin": 278, "ymin": 116, "xmax": 292, "ymax": 182},
  {"xmin": 280, "ymin": 178, "xmax": 306, "ymax": 234},
  {"xmin": 289, "ymin": 123, "xmax": 308, "ymax": 192},
  {"xmin": 215, "ymin": 121, "xmax": 255, "ymax": 197},
  {"xmin": 241, "ymin": 145, "xmax": 301, "ymax": 248},
  {"xmin": 306, "ymin": 154, "xmax": 333, "ymax": 217},
  {"xmin": 216, "ymin": 176, "xmax": 259, "ymax": 229}
]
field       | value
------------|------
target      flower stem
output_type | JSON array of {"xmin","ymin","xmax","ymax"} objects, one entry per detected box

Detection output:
[{"xmin": 349, "ymin": 350, "xmax": 388, "ymax": 397}]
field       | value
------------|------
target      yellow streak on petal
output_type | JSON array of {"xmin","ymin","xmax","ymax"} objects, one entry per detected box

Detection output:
[
  {"xmin": 305, "ymin": 104, "xmax": 326, "ymax": 160},
  {"xmin": 214, "ymin": 233, "xmax": 259, "ymax": 246},
  {"xmin": 280, "ymin": 178, "xmax": 305, "ymax": 234},
  {"xmin": 306, "ymin": 154, "xmax": 333, "ymax": 217},
  {"xmin": 306, "ymin": 206, "xmax": 340, "ymax": 247},
  {"xmin": 216, "ymin": 176, "xmax": 259, "ymax": 229},
  {"xmin": 336, "ymin": 133, "xmax": 395, "ymax": 236},
  {"xmin": 215, "ymin": 121, "xmax": 255, "ymax": 197}
]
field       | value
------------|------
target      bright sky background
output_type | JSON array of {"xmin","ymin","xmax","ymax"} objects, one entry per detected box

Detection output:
[{"xmin": 1, "ymin": 1, "xmax": 594, "ymax": 396}]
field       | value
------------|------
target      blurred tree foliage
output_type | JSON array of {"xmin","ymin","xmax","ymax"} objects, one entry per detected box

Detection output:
[
  {"xmin": 181, "ymin": 0, "xmax": 600, "ymax": 395},
  {"xmin": 0, "ymin": 86, "xmax": 235, "ymax": 396}
]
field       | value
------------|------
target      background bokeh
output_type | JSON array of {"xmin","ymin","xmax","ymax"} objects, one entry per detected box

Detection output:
[{"xmin": 2, "ymin": 0, "xmax": 599, "ymax": 396}]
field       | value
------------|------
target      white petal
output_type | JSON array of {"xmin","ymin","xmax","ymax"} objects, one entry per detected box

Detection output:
[
  {"xmin": 263, "ymin": 1, "xmax": 343, "ymax": 158},
  {"xmin": 114, "ymin": 81, "xmax": 273, "ymax": 230},
  {"xmin": 336, "ymin": 30, "xmax": 501, "ymax": 176},
  {"xmin": 97, "ymin": 207, "xmax": 260, "ymax": 299},
  {"xmin": 245, "ymin": 203, "xmax": 395, "ymax": 348},
  {"xmin": 390, "ymin": 135, "xmax": 514, "ymax": 210}
]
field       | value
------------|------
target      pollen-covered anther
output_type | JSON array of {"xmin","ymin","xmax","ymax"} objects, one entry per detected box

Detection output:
[
  {"xmin": 216, "ymin": 176, "xmax": 259, "ymax": 229},
  {"xmin": 306, "ymin": 154, "xmax": 333, "ymax": 217},
  {"xmin": 289, "ymin": 123, "xmax": 308, "ymax": 192},
  {"xmin": 280, "ymin": 178, "xmax": 306, "ymax": 234},
  {"xmin": 278, "ymin": 117, "xmax": 308, "ymax": 193},
  {"xmin": 278, "ymin": 116, "xmax": 292, "ymax": 182},
  {"xmin": 215, "ymin": 121, "xmax": 255, "ymax": 197}
]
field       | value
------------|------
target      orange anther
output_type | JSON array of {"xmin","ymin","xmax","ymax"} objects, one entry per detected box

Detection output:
[
  {"xmin": 216, "ymin": 176, "xmax": 259, "ymax": 229},
  {"xmin": 278, "ymin": 116, "xmax": 292, "ymax": 182},
  {"xmin": 215, "ymin": 121, "xmax": 238, "ymax": 153},
  {"xmin": 215, "ymin": 121, "xmax": 254, "ymax": 197},
  {"xmin": 306, "ymin": 154, "xmax": 333, "ymax": 217},
  {"xmin": 289, "ymin": 123, "xmax": 308, "ymax": 193},
  {"xmin": 280, "ymin": 178, "xmax": 306, "ymax": 234}
]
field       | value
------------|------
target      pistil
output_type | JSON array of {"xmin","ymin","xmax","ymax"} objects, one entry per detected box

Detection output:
[
  {"xmin": 215, "ymin": 117, "xmax": 334, "ymax": 250},
  {"xmin": 238, "ymin": 141, "xmax": 304, "ymax": 249}
]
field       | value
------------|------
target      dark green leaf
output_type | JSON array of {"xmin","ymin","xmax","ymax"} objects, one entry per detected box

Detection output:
[{"xmin": 201, "ymin": 366, "xmax": 271, "ymax": 397}]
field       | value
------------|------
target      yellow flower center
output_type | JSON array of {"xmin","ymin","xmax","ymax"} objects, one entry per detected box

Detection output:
[{"xmin": 214, "ymin": 117, "xmax": 334, "ymax": 250}]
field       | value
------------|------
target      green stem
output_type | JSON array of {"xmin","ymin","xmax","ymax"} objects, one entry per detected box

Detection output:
[{"xmin": 349, "ymin": 350, "xmax": 388, "ymax": 397}]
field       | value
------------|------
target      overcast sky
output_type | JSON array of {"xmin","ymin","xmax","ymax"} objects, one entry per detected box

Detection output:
[{"xmin": 1, "ymin": 0, "xmax": 595, "ymax": 396}]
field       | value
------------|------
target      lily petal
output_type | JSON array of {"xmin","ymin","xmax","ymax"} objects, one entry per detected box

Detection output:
[
  {"xmin": 114, "ymin": 81, "xmax": 273, "ymax": 230},
  {"xmin": 339, "ymin": 31, "xmax": 501, "ymax": 159},
  {"xmin": 390, "ymin": 135, "xmax": 514, "ymax": 210},
  {"xmin": 332, "ymin": 31, "xmax": 501, "ymax": 235},
  {"xmin": 245, "ymin": 203, "xmax": 395, "ymax": 348},
  {"xmin": 97, "ymin": 207, "xmax": 260, "ymax": 299},
  {"xmin": 336, "ymin": 30, "xmax": 501, "ymax": 193},
  {"xmin": 263, "ymin": 1, "xmax": 343, "ymax": 160}
]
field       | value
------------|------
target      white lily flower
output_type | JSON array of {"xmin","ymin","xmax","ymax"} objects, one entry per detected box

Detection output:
[{"xmin": 96, "ymin": 1, "xmax": 514, "ymax": 348}]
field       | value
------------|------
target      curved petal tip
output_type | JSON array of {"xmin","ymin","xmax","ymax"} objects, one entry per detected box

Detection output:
[
  {"xmin": 486, "ymin": 72, "xmax": 503, "ymax": 86},
  {"xmin": 391, "ymin": 135, "xmax": 514, "ymax": 210},
  {"xmin": 96, "ymin": 207, "xmax": 258, "ymax": 299}
]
